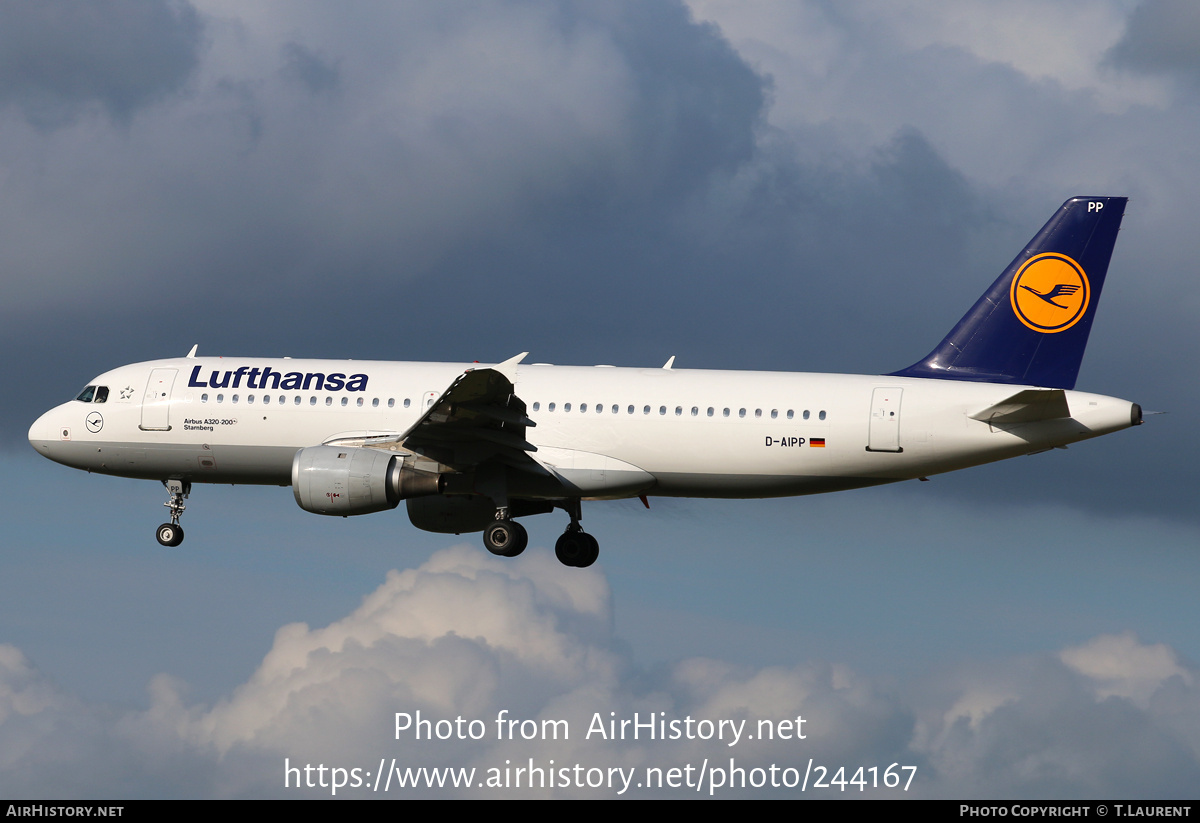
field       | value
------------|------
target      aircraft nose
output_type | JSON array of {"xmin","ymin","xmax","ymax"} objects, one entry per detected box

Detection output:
[{"xmin": 28, "ymin": 410, "xmax": 59, "ymax": 457}]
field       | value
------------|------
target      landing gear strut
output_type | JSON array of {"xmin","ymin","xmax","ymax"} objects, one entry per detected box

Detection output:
[
  {"xmin": 554, "ymin": 500, "xmax": 599, "ymax": 568},
  {"xmin": 156, "ymin": 479, "xmax": 190, "ymax": 547},
  {"xmin": 483, "ymin": 508, "xmax": 527, "ymax": 557}
]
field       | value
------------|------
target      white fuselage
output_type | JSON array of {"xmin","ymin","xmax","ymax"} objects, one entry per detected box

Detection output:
[{"xmin": 28, "ymin": 356, "xmax": 1139, "ymax": 501}]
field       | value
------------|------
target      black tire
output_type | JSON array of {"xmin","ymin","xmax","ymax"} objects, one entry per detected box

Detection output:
[
  {"xmin": 506, "ymin": 522, "xmax": 528, "ymax": 557},
  {"xmin": 555, "ymin": 530, "xmax": 596, "ymax": 567},
  {"xmin": 575, "ymin": 533, "xmax": 599, "ymax": 568},
  {"xmin": 484, "ymin": 520, "xmax": 525, "ymax": 557},
  {"xmin": 156, "ymin": 523, "xmax": 183, "ymax": 547}
]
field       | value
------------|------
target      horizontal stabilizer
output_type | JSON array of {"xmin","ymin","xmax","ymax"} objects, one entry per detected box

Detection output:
[{"xmin": 969, "ymin": 389, "xmax": 1070, "ymax": 424}]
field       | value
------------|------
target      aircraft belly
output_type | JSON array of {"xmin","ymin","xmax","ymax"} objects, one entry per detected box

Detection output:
[
  {"xmin": 651, "ymin": 472, "xmax": 892, "ymax": 498},
  {"xmin": 38, "ymin": 439, "xmax": 295, "ymax": 484}
]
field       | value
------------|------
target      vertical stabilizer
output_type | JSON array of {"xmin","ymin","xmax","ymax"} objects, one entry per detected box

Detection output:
[{"xmin": 890, "ymin": 196, "xmax": 1126, "ymax": 389}]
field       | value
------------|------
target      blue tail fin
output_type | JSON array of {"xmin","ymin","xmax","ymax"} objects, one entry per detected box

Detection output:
[{"xmin": 890, "ymin": 196, "xmax": 1127, "ymax": 390}]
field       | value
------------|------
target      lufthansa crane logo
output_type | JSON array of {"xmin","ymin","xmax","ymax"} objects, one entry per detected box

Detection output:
[
  {"xmin": 1010, "ymin": 252, "xmax": 1090, "ymax": 333},
  {"xmin": 85, "ymin": 411, "xmax": 104, "ymax": 433}
]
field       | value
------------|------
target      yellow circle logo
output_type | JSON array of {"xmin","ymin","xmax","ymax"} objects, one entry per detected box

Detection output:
[{"xmin": 1010, "ymin": 253, "xmax": 1090, "ymax": 333}]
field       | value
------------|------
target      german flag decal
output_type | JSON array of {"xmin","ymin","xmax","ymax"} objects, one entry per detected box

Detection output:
[{"xmin": 810, "ymin": 437, "xmax": 826, "ymax": 447}]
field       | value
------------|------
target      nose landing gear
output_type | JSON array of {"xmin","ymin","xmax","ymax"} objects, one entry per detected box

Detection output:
[{"xmin": 156, "ymin": 479, "xmax": 190, "ymax": 547}]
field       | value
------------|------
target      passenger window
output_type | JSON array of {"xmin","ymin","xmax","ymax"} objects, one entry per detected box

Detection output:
[
  {"xmin": 739, "ymin": 408, "xmax": 746, "ymax": 418},
  {"xmin": 232, "ymin": 395, "xmax": 240, "ymax": 404},
  {"xmin": 247, "ymin": 395, "xmax": 255, "ymax": 405},
  {"xmin": 388, "ymin": 399, "xmax": 395, "ymax": 408},
  {"xmin": 723, "ymin": 408, "xmax": 730, "ymax": 418},
  {"xmin": 294, "ymin": 396, "xmax": 301, "ymax": 406},
  {"xmin": 787, "ymin": 410, "xmax": 794, "ymax": 419},
  {"xmin": 201, "ymin": 393, "xmax": 209, "ymax": 403},
  {"xmin": 690, "ymin": 407, "xmax": 698, "ymax": 417},
  {"xmin": 356, "ymin": 398, "xmax": 363, "ymax": 407},
  {"xmin": 549, "ymin": 402, "xmax": 556, "ymax": 412},
  {"xmin": 309, "ymin": 396, "xmax": 317, "ymax": 406},
  {"xmin": 565, "ymin": 403, "xmax": 572, "ymax": 412},
  {"xmin": 803, "ymin": 410, "xmax": 810, "ymax": 420},
  {"xmin": 754, "ymin": 409, "xmax": 762, "ymax": 418},
  {"xmin": 643, "ymin": 405, "xmax": 650, "ymax": 415},
  {"xmin": 659, "ymin": 406, "xmax": 666, "ymax": 415},
  {"xmin": 614, "ymin": 405, "xmax": 620, "ymax": 414},
  {"xmin": 771, "ymin": 409, "xmax": 777, "ymax": 419},
  {"xmin": 581, "ymin": 403, "xmax": 588, "ymax": 413},
  {"xmin": 217, "ymin": 394, "xmax": 224, "ymax": 403},
  {"xmin": 707, "ymin": 407, "xmax": 714, "ymax": 417},
  {"xmin": 675, "ymin": 406, "xmax": 683, "ymax": 416},
  {"xmin": 533, "ymin": 402, "xmax": 540, "ymax": 411},
  {"xmin": 819, "ymin": 410, "xmax": 827, "ymax": 420},
  {"xmin": 404, "ymin": 398, "xmax": 411, "ymax": 408}
]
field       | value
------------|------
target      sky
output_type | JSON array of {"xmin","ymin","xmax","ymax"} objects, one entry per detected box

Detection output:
[{"xmin": 1, "ymin": 0, "xmax": 1199, "ymax": 799}]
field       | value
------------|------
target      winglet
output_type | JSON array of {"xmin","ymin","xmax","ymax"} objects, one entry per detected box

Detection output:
[
  {"xmin": 186, "ymin": 344, "xmax": 198, "ymax": 359},
  {"xmin": 663, "ymin": 355, "xmax": 675, "ymax": 370},
  {"xmin": 491, "ymin": 352, "xmax": 528, "ymax": 382}
]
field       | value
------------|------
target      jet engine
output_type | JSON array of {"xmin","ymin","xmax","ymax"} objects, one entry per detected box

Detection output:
[{"xmin": 292, "ymin": 446, "xmax": 441, "ymax": 516}]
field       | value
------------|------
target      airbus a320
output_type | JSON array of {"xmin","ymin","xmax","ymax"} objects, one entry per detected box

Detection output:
[{"xmin": 29, "ymin": 197, "xmax": 1142, "ymax": 567}]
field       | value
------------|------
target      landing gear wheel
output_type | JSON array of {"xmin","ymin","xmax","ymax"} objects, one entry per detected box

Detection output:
[
  {"xmin": 555, "ymin": 530, "xmax": 599, "ymax": 567},
  {"xmin": 577, "ymin": 533, "xmax": 599, "ymax": 568},
  {"xmin": 483, "ymin": 520, "xmax": 527, "ymax": 557},
  {"xmin": 156, "ymin": 523, "xmax": 184, "ymax": 547}
]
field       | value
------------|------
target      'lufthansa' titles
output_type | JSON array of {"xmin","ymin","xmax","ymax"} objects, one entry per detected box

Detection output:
[{"xmin": 188, "ymin": 365, "xmax": 369, "ymax": 392}]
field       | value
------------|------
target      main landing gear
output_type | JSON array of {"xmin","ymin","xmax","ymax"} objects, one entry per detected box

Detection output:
[
  {"xmin": 483, "ymin": 509, "xmax": 528, "ymax": 557},
  {"xmin": 554, "ymin": 500, "xmax": 598, "ymax": 568},
  {"xmin": 480, "ymin": 500, "xmax": 600, "ymax": 568},
  {"xmin": 156, "ymin": 479, "xmax": 190, "ymax": 547},
  {"xmin": 555, "ymin": 528, "xmax": 598, "ymax": 568}
]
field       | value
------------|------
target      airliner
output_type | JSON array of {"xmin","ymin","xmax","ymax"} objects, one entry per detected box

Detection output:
[{"xmin": 28, "ymin": 197, "xmax": 1142, "ymax": 567}]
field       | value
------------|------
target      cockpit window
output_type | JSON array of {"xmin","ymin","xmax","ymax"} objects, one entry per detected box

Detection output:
[
  {"xmin": 76, "ymin": 386, "xmax": 96, "ymax": 403},
  {"xmin": 94, "ymin": 386, "xmax": 109, "ymax": 403}
]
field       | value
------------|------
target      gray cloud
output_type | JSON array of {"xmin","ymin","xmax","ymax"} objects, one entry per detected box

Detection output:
[
  {"xmin": 281, "ymin": 43, "xmax": 340, "ymax": 95},
  {"xmin": 1108, "ymin": 0, "xmax": 1200, "ymax": 82},
  {"xmin": 1, "ymin": 549, "xmax": 1197, "ymax": 797},
  {"xmin": 4, "ymin": 0, "xmax": 1190, "ymax": 527},
  {"xmin": 0, "ymin": 0, "xmax": 202, "ymax": 128}
]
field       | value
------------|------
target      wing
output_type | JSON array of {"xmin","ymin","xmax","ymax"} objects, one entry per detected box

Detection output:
[{"xmin": 398, "ymin": 352, "xmax": 543, "ymax": 473}]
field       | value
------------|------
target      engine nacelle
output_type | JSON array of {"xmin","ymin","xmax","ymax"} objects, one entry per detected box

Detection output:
[{"xmin": 292, "ymin": 446, "xmax": 441, "ymax": 516}]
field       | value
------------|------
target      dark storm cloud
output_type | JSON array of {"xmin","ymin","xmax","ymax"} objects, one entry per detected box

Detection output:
[
  {"xmin": 1, "ymin": 0, "xmax": 770, "ymax": 434},
  {"xmin": 1107, "ymin": 0, "xmax": 1200, "ymax": 82},
  {"xmin": 1, "ymin": 0, "xmax": 1190, "ymax": 526},
  {"xmin": 281, "ymin": 43, "xmax": 340, "ymax": 95},
  {"xmin": 0, "ymin": 0, "xmax": 201, "ymax": 128}
]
